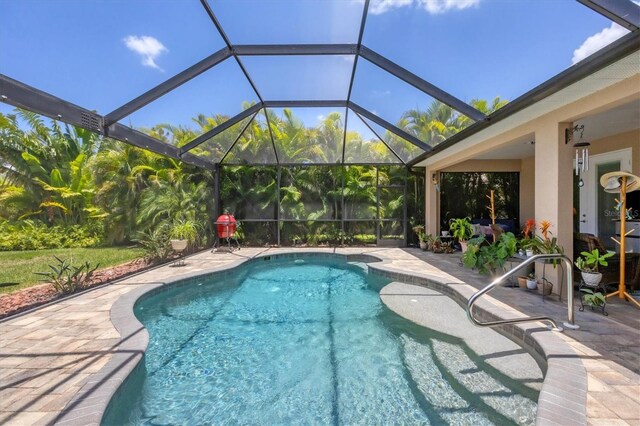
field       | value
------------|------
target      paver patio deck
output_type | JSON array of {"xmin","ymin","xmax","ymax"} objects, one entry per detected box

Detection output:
[{"xmin": 0, "ymin": 247, "xmax": 638, "ymax": 425}]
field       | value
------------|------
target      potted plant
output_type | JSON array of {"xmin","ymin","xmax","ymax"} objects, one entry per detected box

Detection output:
[
  {"xmin": 526, "ymin": 272, "xmax": 537, "ymax": 290},
  {"xmin": 412, "ymin": 225, "xmax": 428, "ymax": 250},
  {"xmin": 449, "ymin": 217, "xmax": 473, "ymax": 252},
  {"xmin": 575, "ymin": 249, "xmax": 614, "ymax": 287},
  {"xmin": 517, "ymin": 275, "xmax": 528, "ymax": 288},
  {"xmin": 579, "ymin": 288, "xmax": 607, "ymax": 315},
  {"xmin": 432, "ymin": 237, "xmax": 445, "ymax": 253},
  {"xmin": 170, "ymin": 218, "xmax": 200, "ymax": 254}
]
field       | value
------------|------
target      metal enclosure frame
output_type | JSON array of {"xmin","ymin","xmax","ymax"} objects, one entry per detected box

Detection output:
[
  {"xmin": 0, "ymin": 0, "xmax": 638, "ymax": 248},
  {"xmin": 1, "ymin": 0, "xmax": 637, "ymax": 169}
]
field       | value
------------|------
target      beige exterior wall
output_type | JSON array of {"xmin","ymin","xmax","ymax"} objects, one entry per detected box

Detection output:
[
  {"xmin": 588, "ymin": 129, "xmax": 640, "ymax": 175},
  {"xmin": 520, "ymin": 156, "xmax": 535, "ymax": 222}
]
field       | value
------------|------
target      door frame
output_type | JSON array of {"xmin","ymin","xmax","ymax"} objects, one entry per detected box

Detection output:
[{"xmin": 579, "ymin": 148, "xmax": 633, "ymax": 235}]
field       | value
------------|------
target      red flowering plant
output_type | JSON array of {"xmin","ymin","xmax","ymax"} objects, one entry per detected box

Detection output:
[
  {"xmin": 519, "ymin": 219, "xmax": 564, "ymax": 265},
  {"xmin": 522, "ymin": 219, "xmax": 536, "ymax": 239}
]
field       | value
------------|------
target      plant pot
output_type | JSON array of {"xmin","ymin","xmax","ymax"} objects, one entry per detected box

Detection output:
[
  {"xmin": 581, "ymin": 271, "xmax": 602, "ymax": 287},
  {"xmin": 419, "ymin": 241, "xmax": 428, "ymax": 250},
  {"xmin": 441, "ymin": 231, "xmax": 450, "ymax": 237},
  {"xmin": 171, "ymin": 239, "xmax": 188, "ymax": 252},
  {"xmin": 538, "ymin": 281, "xmax": 553, "ymax": 296},
  {"xmin": 517, "ymin": 276, "xmax": 528, "ymax": 288},
  {"xmin": 526, "ymin": 279, "xmax": 537, "ymax": 290},
  {"xmin": 526, "ymin": 249, "xmax": 534, "ymax": 258},
  {"xmin": 460, "ymin": 241, "xmax": 468, "ymax": 253}
]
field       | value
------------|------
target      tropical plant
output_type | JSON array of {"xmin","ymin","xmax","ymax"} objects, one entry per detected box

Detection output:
[
  {"xmin": 35, "ymin": 256, "xmax": 99, "ymax": 295},
  {"xmin": 463, "ymin": 232, "xmax": 518, "ymax": 274},
  {"xmin": 575, "ymin": 249, "xmax": 614, "ymax": 273},
  {"xmin": 133, "ymin": 225, "xmax": 172, "ymax": 264},
  {"xmin": 580, "ymin": 288, "xmax": 606, "ymax": 307},
  {"xmin": 412, "ymin": 225, "xmax": 426, "ymax": 242},
  {"xmin": 170, "ymin": 218, "xmax": 202, "ymax": 247},
  {"xmin": 449, "ymin": 217, "xmax": 473, "ymax": 242}
]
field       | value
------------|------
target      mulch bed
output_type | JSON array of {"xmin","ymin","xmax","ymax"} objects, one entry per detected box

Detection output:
[{"xmin": 0, "ymin": 258, "xmax": 152, "ymax": 320}]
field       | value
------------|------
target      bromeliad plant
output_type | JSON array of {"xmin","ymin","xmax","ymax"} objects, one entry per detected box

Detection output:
[
  {"xmin": 519, "ymin": 220, "xmax": 564, "ymax": 265},
  {"xmin": 35, "ymin": 256, "xmax": 99, "ymax": 295}
]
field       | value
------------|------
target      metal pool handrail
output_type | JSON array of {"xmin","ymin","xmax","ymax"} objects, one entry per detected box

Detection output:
[{"xmin": 466, "ymin": 253, "xmax": 579, "ymax": 332}]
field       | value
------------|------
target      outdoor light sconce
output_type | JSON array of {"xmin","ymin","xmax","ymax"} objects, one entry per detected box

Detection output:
[
  {"xmin": 431, "ymin": 173, "xmax": 440, "ymax": 192},
  {"xmin": 565, "ymin": 124, "xmax": 590, "ymax": 186}
]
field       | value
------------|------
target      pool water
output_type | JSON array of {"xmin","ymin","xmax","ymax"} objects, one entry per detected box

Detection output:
[{"xmin": 103, "ymin": 258, "xmax": 538, "ymax": 425}]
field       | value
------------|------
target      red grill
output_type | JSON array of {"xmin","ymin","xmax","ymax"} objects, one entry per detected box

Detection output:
[{"xmin": 215, "ymin": 213, "xmax": 237, "ymax": 239}]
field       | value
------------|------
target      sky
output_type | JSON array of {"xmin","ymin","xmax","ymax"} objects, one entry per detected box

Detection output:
[{"xmin": 0, "ymin": 0, "xmax": 630, "ymax": 139}]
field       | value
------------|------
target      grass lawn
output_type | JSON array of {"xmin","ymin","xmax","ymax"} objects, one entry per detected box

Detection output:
[{"xmin": 0, "ymin": 247, "xmax": 145, "ymax": 294}]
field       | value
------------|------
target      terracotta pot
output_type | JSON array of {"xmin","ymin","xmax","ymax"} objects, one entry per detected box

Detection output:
[
  {"xmin": 517, "ymin": 276, "xmax": 527, "ymax": 288},
  {"xmin": 460, "ymin": 241, "xmax": 468, "ymax": 253}
]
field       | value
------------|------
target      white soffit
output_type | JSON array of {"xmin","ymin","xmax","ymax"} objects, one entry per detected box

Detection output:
[{"xmin": 417, "ymin": 51, "xmax": 640, "ymax": 167}]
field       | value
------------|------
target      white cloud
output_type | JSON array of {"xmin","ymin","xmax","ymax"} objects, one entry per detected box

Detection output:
[
  {"xmin": 363, "ymin": 0, "xmax": 478, "ymax": 15},
  {"xmin": 317, "ymin": 115, "xmax": 326, "ymax": 121},
  {"xmin": 371, "ymin": 89, "xmax": 391, "ymax": 97},
  {"xmin": 368, "ymin": 0, "xmax": 412, "ymax": 15},
  {"xmin": 417, "ymin": 0, "xmax": 479, "ymax": 14},
  {"xmin": 123, "ymin": 35, "xmax": 168, "ymax": 70},
  {"xmin": 572, "ymin": 22, "xmax": 629, "ymax": 65}
]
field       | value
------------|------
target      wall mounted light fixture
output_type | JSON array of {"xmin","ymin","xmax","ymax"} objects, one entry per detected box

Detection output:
[{"xmin": 431, "ymin": 173, "xmax": 440, "ymax": 192}]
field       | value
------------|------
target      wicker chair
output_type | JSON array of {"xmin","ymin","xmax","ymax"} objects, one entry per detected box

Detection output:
[{"xmin": 573, "ymin": 233, "xmax": 640, "ymax": 291}]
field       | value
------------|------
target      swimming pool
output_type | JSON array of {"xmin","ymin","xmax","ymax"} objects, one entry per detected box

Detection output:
[{"xmin": 103, "ymin": 257, "xmax": 538, "ymax": 425}]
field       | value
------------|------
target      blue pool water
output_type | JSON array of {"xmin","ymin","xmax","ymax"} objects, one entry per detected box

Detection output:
[{"xmin": 103, "ymin": 257, "xmax": 538, "ymax": 425}]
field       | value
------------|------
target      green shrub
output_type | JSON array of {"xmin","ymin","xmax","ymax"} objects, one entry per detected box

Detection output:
[
  {"xmin": 35, "ymin": 256, "xmax": 99, "ymax": 295},
  {"xmin": 0, "ymin": 220, "xmax": 105, "ymax": 251},
  {"xmin": 134, "ymin": 225, "xmax": 172, "ymax": 264},
  {"xmin": 463, "ymin": 232, "xmax": 518, "ymax": 274}
]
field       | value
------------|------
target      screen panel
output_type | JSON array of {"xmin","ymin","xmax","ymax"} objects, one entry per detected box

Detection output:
[
  {"xmin": 120, "ymin": 59, "xmax": 258, "ymax": 145},
  {"xmin": 267, "ymin": 108, "xmax": 345, "ymax": 164},
  {"xmin": 357, "ymin": 113, "xmax": 424, "ymax": 163},
  {"xmin": 210, "ymin": 0, "xmax": 364, "ymax": 44},
  {"xmin": 351, "ymin": 58, "xmax": 471, "ymax": 149},
  {"xmin": 344, "ymin": 110, "xmax": 401, "ymax": 164},
  {"xmin": 0, "ymin": 0, "xmax": 226, "ymax": 114},
  {"xmin": 362, "ymin": 0, "xmax": 625, "ymax": 106},
  {"xmin": 242, "ymin": 55, "xmax": 354, "ymax": 101},
  {"xmin": 222, "ymin": 109, "xmax": 278, "ymax": 165},
  {"xmin": 187, "ymin": 115, "xmax": 255, "ymax": 164}
]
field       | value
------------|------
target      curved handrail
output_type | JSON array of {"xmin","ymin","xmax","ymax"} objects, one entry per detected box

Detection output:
[{"xmin": 466, "ymin": 253, "xmax": 578, "ymax": 332}]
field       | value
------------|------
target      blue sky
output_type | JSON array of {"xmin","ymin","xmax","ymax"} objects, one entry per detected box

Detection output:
[{"xmin": 0, "ymin": 0, "xmax": 627, "ymax": 136}]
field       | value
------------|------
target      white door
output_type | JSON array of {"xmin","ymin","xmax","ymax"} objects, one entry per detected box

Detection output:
[{"xmin": 579, "ymin": 148, "xmax": 633, "ymax": 248}]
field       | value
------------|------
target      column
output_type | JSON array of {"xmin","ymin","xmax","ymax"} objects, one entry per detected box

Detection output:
[{"xmin": 534, "ymin": 120, "xmax": 574, "ymax": 295}]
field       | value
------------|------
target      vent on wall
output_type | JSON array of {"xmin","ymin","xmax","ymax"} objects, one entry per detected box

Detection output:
[{"xmin": 80, "ymin": 112, "xmax": 103, "ymax": 133}]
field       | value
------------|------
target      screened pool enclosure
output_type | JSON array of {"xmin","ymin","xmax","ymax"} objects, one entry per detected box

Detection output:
[{"xmin": 1, "ymin": 0, "xmax": 638, "ymax": 245}]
